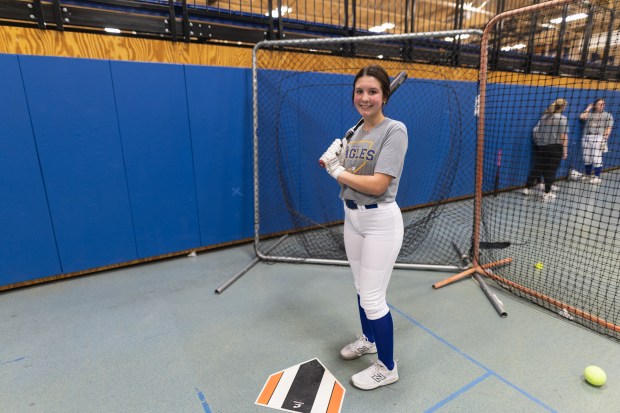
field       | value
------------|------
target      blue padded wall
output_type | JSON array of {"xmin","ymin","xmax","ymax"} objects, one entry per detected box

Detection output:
[
  {"xmin": 3, "ymin": 52, "xmax": 617, "ymax": 289},
  {"xmin": 389, "ymin": 79, "xmax": 478, "ymax": 205},
  {"xmin": 255, "ymin": 70, "xmax": 351, "ymax": 236},
  {"xmin": 0, "ymin": 55, "xmax": 257, "ymax": 288},
  {"xmin": 282, "ymin": 72, "xmax": 351, "ymax": 226},
  {"xmin": 184, "ymin": 65, "xmax": 253, "ymax": 245},
  {"xmin": 19, "ymin": 56, "xmax": 138, "ymax": 273},
  {"xmin": 0, "ymin": 54, "xmax": 62, "ymax": 283},
  {"xmin": 484, "ymin": 83, "xmax": 620, "ymax": 192},
  {"xmin": 110, "ymin": 61, "xmax": 201, "ymax": 257}
]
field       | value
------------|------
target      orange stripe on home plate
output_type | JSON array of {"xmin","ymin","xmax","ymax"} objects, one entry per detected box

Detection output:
[
  {"xmin": 326, "ymin": 381, "xmax": 345, "ymax": 413},
  {"xmin": 256, "ymin": 371, "xmax": 284, "ymax": 405}
]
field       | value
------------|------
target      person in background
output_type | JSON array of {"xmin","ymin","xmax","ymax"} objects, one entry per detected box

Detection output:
[
  {"xmin": 523, "ymin": 98, "xmax": 569, "ymax": 201},
  {"xmin": 319, "ymin": 65, "xmax": 408, "ymax": 390},
  {"xmin": 579, "ymin": 98, "xmax": 614, "ymax": 184}
]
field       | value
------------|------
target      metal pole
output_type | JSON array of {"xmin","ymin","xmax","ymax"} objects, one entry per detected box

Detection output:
[
  {"xmin": 215, "ymin": 235, "xmax": 288, "ymax": 294},
  {"xmin": 473, "ymin": 273, "xmax": 507, "ymax": 317},
  {"xmin": 451, "ymin": 242, "xmax": 507, "ymax": 317}
]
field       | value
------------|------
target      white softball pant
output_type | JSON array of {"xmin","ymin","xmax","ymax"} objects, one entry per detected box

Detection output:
[
  {"xmin": 343, "ymin": 201, "xmax": 404, "ymax": 320},
  {"xmin": 582, "ymin": 134, "xmax": 604, "ymax": 167}
]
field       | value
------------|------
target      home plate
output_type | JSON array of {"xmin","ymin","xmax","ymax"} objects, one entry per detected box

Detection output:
[{"xmin": 256, "ymin": 358, "xmax": 345, "ymax": 413}]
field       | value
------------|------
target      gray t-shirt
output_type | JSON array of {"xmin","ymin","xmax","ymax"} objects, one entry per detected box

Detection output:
[
  {"xmin": 533, "ymin": 113, "xmax": 568, "ymax": 146},
  {"xmin": 584, "ymin": 111, "xmax": 614, "ymax": 136},
  {"xmin": 339, "ymin": 117, "xmax": 408, "ymax": 204}
]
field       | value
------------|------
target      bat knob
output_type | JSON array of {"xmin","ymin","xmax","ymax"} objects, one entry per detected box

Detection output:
[{"xmin": 318, "ymin": 160, "xmax": 325, "ymax": 167}]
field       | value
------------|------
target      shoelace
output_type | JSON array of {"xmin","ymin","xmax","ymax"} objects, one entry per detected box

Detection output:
[
  {"xmin": 352, "ymin": 333, "xmax": 369, "ymax": 347},
  {"xmin": 367, "ymin": 361, "xmax": 386, "ymax": 373},
  {"xmin": 367, "ymin": 359, "xmax": 398, "ymax": 373}
]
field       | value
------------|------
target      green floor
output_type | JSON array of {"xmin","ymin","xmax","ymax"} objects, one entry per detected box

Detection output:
[{"xmin": 1, "ymin": 242, "xmax": 619, "ymax": 412}]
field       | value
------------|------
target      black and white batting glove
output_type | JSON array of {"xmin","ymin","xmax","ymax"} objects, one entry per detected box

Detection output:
[
  {"xmin": 324, "ymin": 154, "xmax": 345, "ymax": 180},
  {"xmin": 319, "ymin": 139, "xmax": 342, "ymax": 165}
]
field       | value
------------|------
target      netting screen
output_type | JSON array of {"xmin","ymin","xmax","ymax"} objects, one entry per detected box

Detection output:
[
  {"xmin": 253, "ymin": 10, "xmax": 620, "ymax": 340},
  {"xmin": 253, "ymin": 32, "xmax": 481, "ymax": 268},
  {"xmin": 480, "ymin": 1, "xmax": 620, "ymax": 340}
]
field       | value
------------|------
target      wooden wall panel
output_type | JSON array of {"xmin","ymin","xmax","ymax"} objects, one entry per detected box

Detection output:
[{"xmin": 0, "ymin": 26, "xmax": 252, "ymax": 67}]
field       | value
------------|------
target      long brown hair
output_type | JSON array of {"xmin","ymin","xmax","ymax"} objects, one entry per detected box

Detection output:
[{"xmin": 352, "ymin": 65, "xmax": 391, "ymax": 104}]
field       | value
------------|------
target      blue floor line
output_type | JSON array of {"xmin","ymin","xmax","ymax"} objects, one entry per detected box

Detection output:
[
  {"xmin": 492, "ymin": 371, "xmax": 557, "ymax": 412},
  {"xmin": 424, "ymin": 372, "xmax": 492, "ymax": 413},
  {"xmin": 0, "ymin": 356, "xmax": 26, "ymax": 366},
  {"xmin": 195, "ymin": 388, "xmax": 212, "ymax": 413},
  {"xmin": 390, "ymin": 304, "xmax": 557, "ymax": 413}
]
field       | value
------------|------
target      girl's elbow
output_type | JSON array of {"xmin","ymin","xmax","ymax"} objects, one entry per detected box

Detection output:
[
  {"xmin": 370, "ymin": 174, "xmax": 392, "ymax": 196},
  {"xmin": 370, "ymin": 183, "xmax": 390, "ymax": 196},
  {"xmin": 370, "ymin": 188, "xmax": 387, "ymax": 196}
]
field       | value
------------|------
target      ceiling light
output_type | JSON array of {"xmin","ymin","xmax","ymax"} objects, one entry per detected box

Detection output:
[
  {"xmin": 104, "ymin": 27, "xmax": 121, "ymax": 34},
  {"xmin": 501, "ymin": 43, "xmax": 526, "ymax": 51},
  {"xmin": 369, "ymin": 22, "xmax": 395, "ymax": 33},
  {"xmin": 457, "ymin": 1, "xmax": 492, "ymax": 16},
  {"xmin": 444, "ymin": 34, "xmax": 471, "ymax": 42},
  {"xmin": 463, "ymin": 1, "xmax": 488, "ymax": 12},
  {"xmin": 549, "ymin": 13, "xmax": 588, "ymax": 24},
  {"xmin": 265, "ymin": 6, "xmax": 292, "ymax": 18}
]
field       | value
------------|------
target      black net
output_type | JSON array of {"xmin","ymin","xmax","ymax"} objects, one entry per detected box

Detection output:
[
  {"xmin": 254, "ymin": 33, "xmax": 481, "ymax": 267},
  {"xmin": 255, "ymin": 5, "xmax": 620, "ymax": 341},
  {"xmin": 481, "ymin": 2, "xmax": 620, "ymax": 341}
]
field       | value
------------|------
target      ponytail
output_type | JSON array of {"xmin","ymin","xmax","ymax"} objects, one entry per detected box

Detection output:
[{"xmin": 543, "ymin": 98, "xmax": 567, "ymax": 115}]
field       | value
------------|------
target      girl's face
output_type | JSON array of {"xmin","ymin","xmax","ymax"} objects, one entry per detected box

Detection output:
[
  {"xmin": 594, "ymin": 100, "xmax": 605, "ymax": 112},
  {"xmin": 353, "ymin": 76, "xmax": 385, "ymax": 120}
]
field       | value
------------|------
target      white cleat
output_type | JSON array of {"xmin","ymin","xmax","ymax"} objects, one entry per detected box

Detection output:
[{"xmin": 351, "ymin": 360, "xmax": 399, "ymax": 390}]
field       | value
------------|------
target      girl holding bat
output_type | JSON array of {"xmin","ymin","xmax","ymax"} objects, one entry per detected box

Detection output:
[{"xmin": 319, "ymin": 65, "xmax": 408, "ymax": 390}]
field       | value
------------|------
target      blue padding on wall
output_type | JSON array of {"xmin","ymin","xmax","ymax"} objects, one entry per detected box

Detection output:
[
  {"xmin": 6, "ymin": 53, "xmax": 618, "ymax": 288},
  {"xmin": 391, "ymin": 79, "xmax": 478, "ymax": 206},
  {"xmin": 110, "ymin": 61, "xmax": 201, "ymax": 257},
  {"xmin": 484, "ymin": 83, "xmax": 620, "ymax": 192},
  {"xmin": 254, "ymin": 71, "xmax": 480, "ymax": 236},
  {"xmin": 255, "ymin": 69, "xmax": 294, "ymax": 235},
  {"xmin": 281, "ymin": 72, "xmax": 350, "ymax": 226},
  {"xmin": 0, "ymin": 55, "xmax": 62, "ymax": 283},
  {"xmin": 184, "ymin": 65, "xmax": 253, "ymax": 245},
  {"xmin": 255, "ymin": 70, "xmax": 351, "ymax": 236},
  {"xmin": 19, "ymin": 55, "xmax": 138, "ymax": 273}
]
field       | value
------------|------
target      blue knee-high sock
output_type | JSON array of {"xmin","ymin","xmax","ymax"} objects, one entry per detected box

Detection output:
[
  {"xmin": 357, "ymin": 295, "xmax": 374, "ymax": 342},
  {"xmin": 585, "ymin": 164, "xmax": 593, "ymax": 176},
  {"xmin": 368, "ymin": 312, "xmax": 394, "ymax": 370},
  {"xmin": 594, "ymin": 166, "xmax": 602, "ymax": 177}
]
